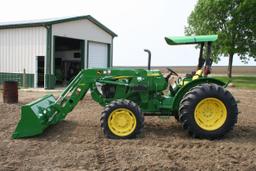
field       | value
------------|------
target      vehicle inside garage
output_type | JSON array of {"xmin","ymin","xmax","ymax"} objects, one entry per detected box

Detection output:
[{"xmin": 54, "ymin": 36, "xmax": 84, "ymax": 86}]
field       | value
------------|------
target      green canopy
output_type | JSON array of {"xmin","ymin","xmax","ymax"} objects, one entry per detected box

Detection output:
[{"xmin": 165, "ymin": 35, "xmax": 218, "ymax": 45}]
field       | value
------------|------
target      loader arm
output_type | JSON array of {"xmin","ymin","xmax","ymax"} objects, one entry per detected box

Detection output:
[
  {"xmin": 12, "ymin": 68, "xmax": 145, "ymax": 138},
  {"xmin": 48, "ymin": 70, "xmax": 91, "ymax": 125},
  {"xmin": 12, "ymin": 69, "xmax": 102, "ymax": 138}
]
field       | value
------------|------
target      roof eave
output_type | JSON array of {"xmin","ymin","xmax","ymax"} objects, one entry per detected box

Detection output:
[{"xmin": 0, "ymin": 15, "xmax": 117, "ymax": 37}]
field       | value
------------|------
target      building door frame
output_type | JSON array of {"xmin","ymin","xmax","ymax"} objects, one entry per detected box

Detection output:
[{"xmin": 35, "ymin": 56, "xmax": 45, "ymax": 88}]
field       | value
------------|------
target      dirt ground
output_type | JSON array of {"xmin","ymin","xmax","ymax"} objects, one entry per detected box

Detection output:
[{"xmin": 0, "ymin": 88, "xmax": 255, "ymax": 171}]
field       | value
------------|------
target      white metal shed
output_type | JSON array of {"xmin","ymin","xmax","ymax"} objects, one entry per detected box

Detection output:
[{"xmin": 0, "ymin": 15, "xmax": 117, "ymax": 89}]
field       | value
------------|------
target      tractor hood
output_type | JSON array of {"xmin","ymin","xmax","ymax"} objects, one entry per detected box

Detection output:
[{"xmin": 165, "ymin": 35, "xmax": 218, "ymax": 45}]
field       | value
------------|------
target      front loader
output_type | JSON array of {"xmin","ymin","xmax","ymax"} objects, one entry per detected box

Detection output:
[{"xmin": 13, "ymin": 35, "xmax": 238, "ymax": 140}]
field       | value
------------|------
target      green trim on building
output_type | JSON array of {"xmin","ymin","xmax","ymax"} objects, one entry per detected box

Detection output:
[
  {"xmin": 80, "ymin": 40, "xmax": 85, "ymax": 69},
  {"xmin": 46, "ymin": 25, "xmax": 52, "ymax": 75},
  {"xmin": 0, "ymin": 72, "xmax": 34, "ymax": 87},
  {"xmin": 107, "ymin": 44, "xmax": 111, "ymax": 67},
  {"xmin": 45, "ymin": 74, "xmax": 55, "ymax": 89},
  {"xmin": 110, "ymin": 38, "xmax": 114, "ymax": 67},
  {"xmin": 86, "ymin": 41, "xmax": 89, "ymax": 68},
  {"xmin": 45, "ymin": 25, "xmax": 55, "ymax": 89},
  {"xmin": 53, "ymin": 36, "xmax": 56, "ymax": 75},
  {"xmin": 0, "ymin": 15, "xmax": 117, "ymax": 37}
]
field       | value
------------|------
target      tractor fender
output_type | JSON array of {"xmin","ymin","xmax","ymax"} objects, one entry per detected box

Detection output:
[{"xmin": 172, "ymin": 78, "xmax": 225, "ymax": 112}]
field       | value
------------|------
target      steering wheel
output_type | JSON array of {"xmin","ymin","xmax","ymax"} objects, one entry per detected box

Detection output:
[
  {"xmin": 167, "ymin": 67, "xmax": 179, "ymax": 77},
  {"xmin": 165, "ymin": 67, "xmax": 181, "ymax": 84}
]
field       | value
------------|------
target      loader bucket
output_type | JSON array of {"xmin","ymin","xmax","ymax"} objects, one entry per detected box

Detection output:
[{"xmin": 12, "ymin": 94, "xmax": 58, "ymax": 139}]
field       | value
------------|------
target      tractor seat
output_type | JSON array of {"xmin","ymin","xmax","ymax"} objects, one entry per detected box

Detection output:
[
  {"xmin": 177, "ymin": 69, "xmax": 203, "ymax": 86},
  {"xmin": 192, "ymin": 69, "xmax": 203, "ymax": 80},
  {"xmin": 170, "ymin": 69, "xmax": 204, "ymax": 92}
]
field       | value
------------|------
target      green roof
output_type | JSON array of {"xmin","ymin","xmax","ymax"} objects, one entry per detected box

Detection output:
[
  {"xmin": 0, "ymin": 15, "xmax": 117, "ymax": 37},
  {"xmin": 165, "ymin": 35, "xmax": 218, "ymax": 45}
]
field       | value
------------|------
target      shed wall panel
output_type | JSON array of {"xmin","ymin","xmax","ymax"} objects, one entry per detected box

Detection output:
[
  {"xmin": 0, "ymin": 27, "xmax": 47, "ymax": 74},
  {"xmin": 52, "ymin": 19, "xmax": 112, "ymax": 43}
]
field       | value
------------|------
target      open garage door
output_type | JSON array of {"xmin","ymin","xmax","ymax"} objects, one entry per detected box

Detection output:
[
  {"xmin": 88, "ymin": 42, "xmax": 108, "ymax": 68},
  {"xmin": 54, "ymin": 36, "xmax": 85, "ymax": 87}
]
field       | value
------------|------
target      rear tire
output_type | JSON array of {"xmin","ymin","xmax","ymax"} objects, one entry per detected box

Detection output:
[
  {"xmin": 179, "ymin": 83, "xmax": 238, "ymax": 139},
  {"xmin": 174, "ymin": 113, "xmax": 180, "ymax": 122},
  {"xmin": 100, "ymin": 100, "xmax": 144, "ymax": 139}
]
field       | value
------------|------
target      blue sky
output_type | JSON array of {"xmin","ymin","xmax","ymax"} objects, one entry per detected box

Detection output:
[{"xmin": 0, "ymin": 0, "xmax": 255, "ymax": 66}]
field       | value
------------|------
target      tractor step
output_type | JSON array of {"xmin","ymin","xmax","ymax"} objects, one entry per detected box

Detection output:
[{"xmin": 158, "ymin": 116, "xmax": 170, "ymax": 120}]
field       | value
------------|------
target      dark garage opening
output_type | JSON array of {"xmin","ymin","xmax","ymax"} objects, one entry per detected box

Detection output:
[
  {"xmin": 37, "ymin": 56, "xmax": 45, "ymax": 87},
  {"xmin": 54, "ymin": 36, "xmax": 84, "ymax": 86}
]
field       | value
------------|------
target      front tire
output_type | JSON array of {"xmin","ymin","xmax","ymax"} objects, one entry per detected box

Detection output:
[
  {"xmin": 100, "ymin": 100, "xmax": 144, "ymax": 139},
  {"xmin": 179, "ymin": 83, "xmax": 238, "ymax": 139}
]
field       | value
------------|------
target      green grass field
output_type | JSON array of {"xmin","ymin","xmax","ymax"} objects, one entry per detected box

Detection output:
[{"xmin": 213, "ymin": 76, "xmax": 256, "ymax": 89}]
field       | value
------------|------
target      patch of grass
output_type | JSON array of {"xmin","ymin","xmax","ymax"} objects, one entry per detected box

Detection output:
[{"xmin": 213, "ymin": 76, "xmax": 256, "ymax": 89}]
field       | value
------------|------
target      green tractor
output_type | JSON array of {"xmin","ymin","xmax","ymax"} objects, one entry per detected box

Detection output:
[{"xmin": 13, "ymin": 35, "xmax": 238, "ymax": 140}]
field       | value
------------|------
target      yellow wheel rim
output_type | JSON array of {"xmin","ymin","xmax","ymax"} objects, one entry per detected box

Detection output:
[
  {"xmin": 194, "ymin": 98, "xmax": 227, "ymax": 131},
  {"xmin": 108, "ymin": 108, "xmax": 137, "ymax": 137}
]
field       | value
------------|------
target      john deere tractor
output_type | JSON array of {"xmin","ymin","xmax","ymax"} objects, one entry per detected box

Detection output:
[{"xmin": 13, "ymin": 35, "xmax": 238, "ymax": 140}]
